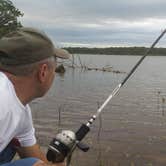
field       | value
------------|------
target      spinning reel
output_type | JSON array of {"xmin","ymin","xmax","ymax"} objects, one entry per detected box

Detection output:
[{"xmin": 47, "ymin": 124, "xmax": 90, "ymax": 163}]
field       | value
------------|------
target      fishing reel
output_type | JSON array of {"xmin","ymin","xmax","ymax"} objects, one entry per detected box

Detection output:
[{"xmin": 47, "ymin": 124, "xmax": 90, "ymax": 163}]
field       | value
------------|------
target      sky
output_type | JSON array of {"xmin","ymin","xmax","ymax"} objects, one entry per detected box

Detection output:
[{"xmin": 12, "ymin": 0, "xmax": 166, "ymax": 48}]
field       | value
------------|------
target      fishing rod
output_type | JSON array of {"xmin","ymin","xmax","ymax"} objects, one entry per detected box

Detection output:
[{"xmin": 46, "ymin": 29, "xmax": 166, "ymax": 165}]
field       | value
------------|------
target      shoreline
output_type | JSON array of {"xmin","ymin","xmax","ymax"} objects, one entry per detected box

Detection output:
[{"xmin": 64, "ymin": 47, "xmax": 166, "ymax": 56}]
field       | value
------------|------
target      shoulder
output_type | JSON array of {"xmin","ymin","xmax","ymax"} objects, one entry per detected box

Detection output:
[
  {"xmin": 0, "ymin": 72, "xmax": 12, "ymax": 113},
  {"xmin": 0, "ymin": 72, "xmax": 11, "ymax": 96},
  {"xmin": 0, "ymin": 72, "xmax": 21, "ymax": 117}
]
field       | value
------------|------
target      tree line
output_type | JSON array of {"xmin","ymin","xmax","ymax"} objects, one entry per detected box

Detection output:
[{"xmin": 64, "ymin": 47, "xmax": 166, "ymax": 56}]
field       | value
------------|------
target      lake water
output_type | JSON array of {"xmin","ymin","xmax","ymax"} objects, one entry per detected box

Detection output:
[{"xmin": 31, "ymin": 54, "xmax": 166, "ymax": 166}]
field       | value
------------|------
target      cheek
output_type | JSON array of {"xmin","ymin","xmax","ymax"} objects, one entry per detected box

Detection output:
[
  {"xmin": 48, "ymin": 71, "xmax": 55, "ymax": 86},
  {"xmin": 50, "ymin": 73, "xmax": 55, "ymax": 84},
  {"xmin": 49, "ymin": 64, "xmax": 56, "ymax": 83}
]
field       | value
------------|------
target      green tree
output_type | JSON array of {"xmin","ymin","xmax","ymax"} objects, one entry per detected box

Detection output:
[{"xmin": 0, "ymin": 0, "xmax": 23, "ymax": 37}]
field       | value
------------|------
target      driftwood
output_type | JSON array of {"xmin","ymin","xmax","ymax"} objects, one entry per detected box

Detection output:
[
  {"xmin": 69, "ymin": 54, "xmax": 126, "ymax": 73},
  {"xmin": 67, "ymin": 64, "xmax": 125, "ymax": 73},
  {"xmin": 56, "ymin": 54, "xmax": 126, "ymax": 74}
]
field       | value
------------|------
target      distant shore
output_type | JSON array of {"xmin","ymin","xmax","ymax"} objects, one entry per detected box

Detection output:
[{"xmin": 64, "ymin": 47, "xmax": 166, "ymax": 56}]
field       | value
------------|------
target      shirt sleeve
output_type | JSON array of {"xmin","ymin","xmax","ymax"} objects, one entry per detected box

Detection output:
[
  {"xmin": 16, "ymin": 105, "xmax": 37, "ymax": 147},
  {"xmin": 17, "ymin": 127, "xmax": 36, "ymax": 147}
]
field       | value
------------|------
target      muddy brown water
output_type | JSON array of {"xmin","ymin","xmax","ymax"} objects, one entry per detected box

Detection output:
[{"xmin": 31, "ymin": 55, "xmax": 166, "ymax": 166}]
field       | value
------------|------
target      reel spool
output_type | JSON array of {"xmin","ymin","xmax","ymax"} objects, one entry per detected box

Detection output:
[
  {"xmin": 47, "ymin": 130, "xmax": 76, "ymax": 163},
  {"xmin": 47, "ymin": 125, "xmax": 90, "ymax": 163}
]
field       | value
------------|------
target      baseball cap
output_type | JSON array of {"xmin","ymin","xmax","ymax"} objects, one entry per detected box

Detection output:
[{"xmin": 0, "ymin": 27, "xmax": 70, "ymax": 65}]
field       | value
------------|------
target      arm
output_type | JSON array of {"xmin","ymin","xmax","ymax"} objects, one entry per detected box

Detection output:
[
  {"xmin": 17, "ymin": 143, "xmax": 47, "ymax": 162},
  {"xmin": 15, "ymin": 107, "xmax": 65, "ymax": 165},
  {"xmin": 16, "ymin": 143, "xmax": 65, "ymax": 166}
]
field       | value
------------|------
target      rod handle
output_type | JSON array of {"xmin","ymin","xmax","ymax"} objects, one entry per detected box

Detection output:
[{"xmin": 76, "ymin": 124, "xmax": 90, "ymax": 141}]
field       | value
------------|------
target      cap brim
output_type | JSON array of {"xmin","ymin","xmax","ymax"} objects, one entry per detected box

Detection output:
[{"xmin": 54, "ymin": 48, "xmax": 70, "ymax": 59}]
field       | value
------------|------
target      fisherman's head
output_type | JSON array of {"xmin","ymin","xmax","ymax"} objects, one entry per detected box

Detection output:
[{"xmin": 0, "ymin": 27, "xmax": 70, "ymax": 97}]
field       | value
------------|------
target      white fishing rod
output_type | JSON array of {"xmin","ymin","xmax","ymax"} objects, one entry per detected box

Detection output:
[
  {"xmin": 46, "ymin": 29, "xmax": 166, "ymax": 164},
  {"xmin": 86, "ymin": 29, "xmax": 166, "ymax": 127}
]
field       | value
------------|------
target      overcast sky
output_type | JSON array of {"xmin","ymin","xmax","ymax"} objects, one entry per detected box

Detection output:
[{"xmin": 12, "ymin": 0, "xmax": 166, "ymax": 47}]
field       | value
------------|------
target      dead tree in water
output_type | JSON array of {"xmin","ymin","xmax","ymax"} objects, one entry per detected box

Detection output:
[
  {"xmin": 71, "ymin": 54, "xmax": 75, "ymax": 68},
  {"xmin": 162, "ymin": 97, "xmax": 165, "ymax": 116},
  {"xmin": 68, "ymin": 54, "xmax": 125, "ymax": 74}
]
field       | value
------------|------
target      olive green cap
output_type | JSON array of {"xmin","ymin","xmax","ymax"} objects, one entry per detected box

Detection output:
[{"xmin": 0, "ymin": 27, "xmax": 70, "ymax": 65}]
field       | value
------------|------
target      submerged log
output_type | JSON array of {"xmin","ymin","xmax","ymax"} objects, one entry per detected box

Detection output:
[
  {"xmin": 67, "ymin": 64, "xmax": 125, "ymax": 73},
  {"xmin": 55, "ymin": 64, "xmax": 66, "ymax": 73}
]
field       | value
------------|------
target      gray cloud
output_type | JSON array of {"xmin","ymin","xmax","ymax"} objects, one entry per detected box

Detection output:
[
  {"xmin": 56, "ymin": 0, "xmax": 166, "ymax": 21},
  {"xmin": 12, "ymin": 0, "xmax": 166, "ymax": 47},
  {"xmin": 13, "ymin": 0, "xmax": 166, "ymax": 22}
]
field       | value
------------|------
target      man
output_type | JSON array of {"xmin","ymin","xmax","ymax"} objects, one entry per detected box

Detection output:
[{"xmin": 0, "ymin": 27, "xmax": 70, "ymax": 166}]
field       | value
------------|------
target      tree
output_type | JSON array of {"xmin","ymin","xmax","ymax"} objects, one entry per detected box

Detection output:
[{"xmin": 0, "ymin": 0, "xmax": 23, "ymax": 37}]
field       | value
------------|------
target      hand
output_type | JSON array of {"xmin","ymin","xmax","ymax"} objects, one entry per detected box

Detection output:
[{"xmin": 33, "ymin": 160, "xmax": 66, "ymax": 166}]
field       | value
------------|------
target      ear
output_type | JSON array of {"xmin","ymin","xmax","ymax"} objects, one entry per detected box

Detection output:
[{"xmin": 38, "ymin": 64, "xmax": 48, "ymax": 83}]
